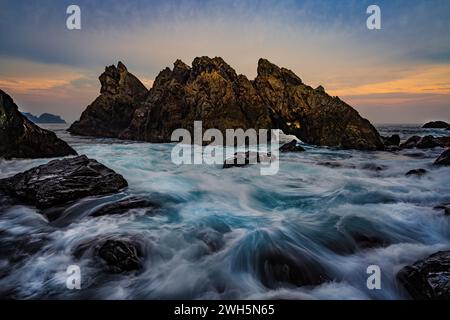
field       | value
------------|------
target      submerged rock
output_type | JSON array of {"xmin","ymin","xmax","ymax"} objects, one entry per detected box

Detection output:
[
  {"xmin": 257, "ymin": 249, "xmax": 330, "ymax": 289},
  {"xmin": 223, "ymin": 151, "xmax": 272, "ymax": 168},
  {"xmin": 0, "ymin": 155, "xmax": 128, "ymax": 209},
  {"xmin": 422, "ymin": 121, "xmax": 449, "ymax": 129},
  {"xmin": 0, "ymin": 89, "xmax": 77, "ymax": 159},
  {"xmin": 90, "ymin": 197, "xmax": 157, "ymax": 217},
  {"xmin": 97, "ymin": 239, "xmax": 143, "ymax": 273},
  {"xmin": 397, "ymin": 251, "xmax": 450, "ymax": 300},
  {"xmin": 279, "ymin": 140, "xmax": 305, "ymax": 152},
  {"xmin": 434, "ymin": 149, "xmax": 450, "ymax": 166},
  {"xmin": 69, "ymin": 62, "xmax": 148, "ymax": 138},
  {"xmin": 405, "ymin": 169, "xmax": 428, "ymax": 177},
  {"xmin": 74, "ymin": 57, "xmax": 383, "ymax": 150}
]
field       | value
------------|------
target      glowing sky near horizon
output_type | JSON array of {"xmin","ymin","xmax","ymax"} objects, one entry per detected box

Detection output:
[{"xmin": 0, "ymin": 0, "xmax": 449, "ymax": 123}]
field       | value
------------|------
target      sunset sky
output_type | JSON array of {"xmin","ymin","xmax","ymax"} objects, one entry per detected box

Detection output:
[{"xmin": 0, "ymin": 0, "xmax": 449, "ymax": 123}]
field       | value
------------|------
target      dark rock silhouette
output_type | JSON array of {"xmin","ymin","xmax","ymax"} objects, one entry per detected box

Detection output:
[
  {"xmin": 397, "ymin": 251, "xmax": 450, "ymax": 300},
  {"xmin": 69, "ymin": 62, "xmax": 148, "ymax": 138},
  {"xmin": 0, "ymin": 89, "xmax": 76, "ymax": 159},
  {"xmin": 0, "ymin": 155, "xmax": 128, "ymax": 210},
  {"xmin": 382, "ymin": 134, "xmax": 400, "ymax": 146},
  {"xmin": 73, "ymin": 57, "xmax": 383, "ymax": 150},
  {"xmin": 422, "ymin": 121, "xmax": 449, "ymax": 129},
  {"xmin": 434, "ymin": 148, "xmax": 450, "ymax": 166}
]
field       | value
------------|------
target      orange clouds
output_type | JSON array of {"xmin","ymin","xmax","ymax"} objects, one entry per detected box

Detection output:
[{"xmin": 329, "ymin": 64, "xmax": 450, "ymax": 97}]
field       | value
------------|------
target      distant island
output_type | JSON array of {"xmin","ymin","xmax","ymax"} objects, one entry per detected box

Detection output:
[{"xmin": 22, "ymin": 112, "xmax": 66, "ymax": 124}]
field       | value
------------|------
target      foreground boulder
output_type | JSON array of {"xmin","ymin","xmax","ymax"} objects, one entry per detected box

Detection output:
[
  {"xmin": 0, "ymin": 155, "xmax": 128, "ymax": 209},
  {"xmin": 397, "ymin": 251, "xmax": 450, "ymax": 300},
  {"xmin": 69, "ymin": 62, "xmax": 148, "ymax": 138},
  {"xmin": 74, "ymin": 57, "xmax": 383, "ymax": 150},
  {"xmin": 279, "ymin": 140, "xmax": 305, "ymax": 152},
  {"xmin": 434, "ymin": 149, "xmax": 450, "ymax": 166},
  {"xmin": 0, "ymin": 89, "xmax": 77, "ymax": 159},
  {"xmin": 423, "ymin": 121, "xmax": 449, "ymax": 129}
]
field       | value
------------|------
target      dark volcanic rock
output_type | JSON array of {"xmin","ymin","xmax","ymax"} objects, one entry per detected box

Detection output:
[
  {"xmin": 97, "ymin": 239, "xmax": 143, "ymax": 273},
  {"xmin": 397, "ymin": 251, "xmax": 450, "ymax": 300},
  {"xmin": 423, "ymin": 121, "xmax": 449, "ymax": 129},
  {"xmin": 223, "ymin": 151, "xmax": 272, "ymax": 168},
  {"xmin": 279, "ymin": 140, "xmax": 305, "ymax": 152},
  {"xmin": 400, "ymin": 135, "xmax": 444, "ymax": 149},
  {"xmin": 90, "ymin": 197, "xmax": 157, "ymax": 217},
  {"xmin": 77, "ymin": 57, "xmax": 383, "ymax": 150},
  {"xmin": 69, "ymin": 62, "xmax": 148, "ymax": 138},
  {"xmin": 0, "ymin": 90, "xmax": 77, "ymax": 159},
  {"xmin": 406, "ymin": 169, "xmax": 428, "ymax": 177},
  {"xmin": 434, "ymin": 149, "xmax": 450, "ymax": 166},
  {"xmin": 0, "ymin": 155, "xmax": 128, "ymax": 209},
  {"xmin": 382, "ymin": 134, "xmax": 400, "ymax": 146}
]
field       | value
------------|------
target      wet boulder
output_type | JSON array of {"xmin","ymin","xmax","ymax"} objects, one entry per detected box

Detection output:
[
  {"xmin": 397, "ymin": 251, "xmax": 450, "ymax": 300},
  {"xmin": 97, "ymin": 239, "xmax": 144, "ymax": 273},
  {"xmin": 0, "ymin": 155, "xmax": 128, "ymax": 209},
  {"xmin": 279, "ymin": 140, "xmax": 305, "ymax": 152},
  {"xmin": 434, "ymin": 149, "xmax": 450, "ymax": 166}
]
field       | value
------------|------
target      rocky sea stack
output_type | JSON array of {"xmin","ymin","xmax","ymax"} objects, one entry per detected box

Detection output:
[
  {"xmin": 0, "ymin": 89, "xmax": 77, "ymax": 159},
  {"xmin": 68, "ymin": 62, "xmax": 148, "ymax": 138},
  {"xmin": 70, "ymin": 58, "xmax": 383, "ymax": 150}
]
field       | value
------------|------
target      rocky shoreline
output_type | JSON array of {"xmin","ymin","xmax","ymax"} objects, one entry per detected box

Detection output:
[{"xmin": 1, "ymin": 59, "xmax": 450, "ymax": 299}]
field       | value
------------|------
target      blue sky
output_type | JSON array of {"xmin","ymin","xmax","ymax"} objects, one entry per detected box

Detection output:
[{"xmin": 0, "ymin": 0, "xmax": 449, "ymax": 123}]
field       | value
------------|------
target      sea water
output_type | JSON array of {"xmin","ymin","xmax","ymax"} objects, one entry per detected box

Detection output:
[{"xmin": 0, "ymin": 124, "xmax": 449, "ymax": 299}]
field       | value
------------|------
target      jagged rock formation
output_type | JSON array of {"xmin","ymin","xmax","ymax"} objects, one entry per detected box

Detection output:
[
  {"xmin": 253, "ymin": 59, "xmax": 383, "ymax": 150},
  {"xmin": 73, "ymin": 57, "xmax": 384, "ymax": 150},
  {"xmin": 0, "ymin": 155, "xmax": 128, "ymax": 211},
  {"xmin": 68, "ymin": 62, "xmax": 148, "ymax": 138},
  {"xmin": 0, "ymin": 89, "xmax": 77, "ymax": 159},
  {"xmin": 120, "ymin": 57, "xmax": 273, "ymax": 142}
]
